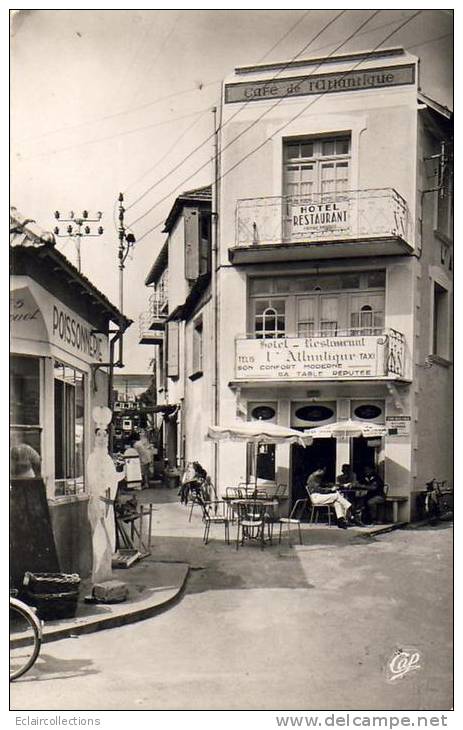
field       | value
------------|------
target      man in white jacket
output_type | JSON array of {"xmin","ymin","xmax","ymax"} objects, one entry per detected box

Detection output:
[{"xmin": 305, "ymin": 466, "xmax": 352, "ymax": 529}]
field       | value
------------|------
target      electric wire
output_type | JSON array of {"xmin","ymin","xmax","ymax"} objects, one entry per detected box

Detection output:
[
  {"xmin": 15, "ymin": 78, "xmax": 222, "ymax": 147},
  {"xmin": 128, "ymin": 9, "xmax": 377, "ymax": 230},
  {"xmin": 123, "ymin": 106, "xmax": 212, "ymax": 197},
  {"xmin": 123, "ymin": 9, "xmax": 334, "ymax": 213},
  {"xmin": 128, "ymin": 11, "xmax": 182, "ymax": 107},
  {"xmin": 135, "ymin": 9, "xmax": 422, "ymax": 244},
  {"xmin": 126, "ymin": 9, "xmax": 350, "ymax": 225},
  {"xmin": 124, "ymin": 12, "xmax": 447, "ymax": 218},
  {"xmin": 15, "ymin": 12, "xmax": 450, "ymax": 147},
  {"xmin": 122, "ymin": 10, "xmax": 311, "ymax": 209},
  {"xmin": 18, "ymin": 107, "xmax": 212, "ymax": 161}
]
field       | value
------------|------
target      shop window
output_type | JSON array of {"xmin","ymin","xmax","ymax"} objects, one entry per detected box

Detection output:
[
  {"xmin": 254, "ymin": 298, "xmax": 285, "ymax": 338},
  {"xmin": 192, "ymin": 316, "xmax": 203, "ymax": 376},
  {"xmin": 54, "ymin": 362, "xmax": 85, "ymax": 497},
  {"xmin": 283, "ymin": 135, "xmax": 350, "ymax": 201},
  {"xmin": 10, "ymin": 355, "xmax": 42, "ymax": 458},
  {"xmin": 432, "ymin": 282, "xmax": 450, "ymax": 360}
]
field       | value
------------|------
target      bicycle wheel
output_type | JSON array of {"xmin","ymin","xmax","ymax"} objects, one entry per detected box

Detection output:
[{"xmin": 10, "ymin": 598, "xmax": 42, "ymax": 681}]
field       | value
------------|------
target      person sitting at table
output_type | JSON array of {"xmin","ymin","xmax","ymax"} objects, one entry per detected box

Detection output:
[
  {"xmin": 336, "ymin": 464, "xmax": 358, "ymax": 486},
  {"xmin": 305, "ymin": 465, "xmax": 352, "ymax": 529},
  {"xmin": 179, "ymin": 461, "xmax": 207, "ymax": 505},
  {"xmin": 336, "ymin": 464, "xmax": 365, "ymax": 525},
  {"xmin": 361, "ymin": 466, "xmax": 386, "ymax": 524}
]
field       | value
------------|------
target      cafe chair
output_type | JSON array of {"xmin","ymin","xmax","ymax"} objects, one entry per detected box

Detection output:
[
  {"xmin": 278, "ymin": 498, "xmax": 308, "ymax": 546},
  {"xmin": 274, "ymin": 483, "xmax": 289, "ymax": 501},
  {"xmin": 226, "ymin": 486, "xmax": 244, "ymax": 500},
  {"xmin": 188, "ymin": 481, "xmax": 209, "ymax": 523},
  {"xmin": 200, "ymin": 500, "xmax": 230, "ymax": 545},
  {"xmin": 235, "ymin": 500, "xmax": 267, "ymax": 550},
  {"xmin": 307, "ymin": 494, "xmax": 336, "ymax": 527}
]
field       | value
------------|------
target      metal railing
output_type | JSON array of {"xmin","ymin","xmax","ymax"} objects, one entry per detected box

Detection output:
[
  {"xmin": 235, "ymin": 189, "xmax": 410, "ymax": 247},
  {"xmin": 139, "ymin": 290, "xmax": 168, "ymax": 340}
]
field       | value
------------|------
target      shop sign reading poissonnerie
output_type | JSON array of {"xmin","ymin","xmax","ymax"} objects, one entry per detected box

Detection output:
[
  {"xmin": 52, "ymin": 305, "xmax": 103, "ymax": 362},
  {"xmin": 235, "ymin": 335, "xmax": 385, "ymax": 380},
  {"xmin": 225, "ymin": 64, "xmax": 415, "ymax": 104}
]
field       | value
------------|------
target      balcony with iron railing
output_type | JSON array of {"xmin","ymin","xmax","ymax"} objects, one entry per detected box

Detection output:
[
  {"xmin": 139, "ymin": 291, "xmax": 168, "ymax": 346},
  {"xmin": 233, "ymin": 327, "xmax": 407, "ymax": 382},
  {"xmin": 231, "ymin": 189, "xmax": 412, "ymax": 264}
]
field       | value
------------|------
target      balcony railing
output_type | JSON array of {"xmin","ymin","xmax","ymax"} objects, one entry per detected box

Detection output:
[
  {"xmin": 138, "ymin": 292, "xmax": 168, "ymax": 344},
  {"xmin": 235, "ymin": 189, "xmax": 410, "ymax": 247},
  {"xmin": 234, "ymin": 328, "xmax": 405, "ymax": 381}
]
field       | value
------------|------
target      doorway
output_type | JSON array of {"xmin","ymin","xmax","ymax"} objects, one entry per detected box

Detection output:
[
  {"xmin": 291, "ymin": 438, "xmax": 336, "ymax": 503},
  {"xmin": 352, "ymin": 437, "xmax": 377, "ymax": 481}
]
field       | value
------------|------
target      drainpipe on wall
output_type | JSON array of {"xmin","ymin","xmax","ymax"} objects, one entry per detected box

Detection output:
[{"xmin": 211, "ymin": 104, "xmax": 221, "ymax": 492}]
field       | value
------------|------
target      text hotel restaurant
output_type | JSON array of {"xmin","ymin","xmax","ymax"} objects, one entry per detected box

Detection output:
[
  {"xmin": 144, "ymin": 47, "xmax": 450, "ymax": 520},
  {"xmin": 10, "ymin": 209, "xmax": 131, "ymax": 574}
]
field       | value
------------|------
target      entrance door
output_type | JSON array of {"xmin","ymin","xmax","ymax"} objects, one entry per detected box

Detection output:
[
  {"xmin": 291, "ymin": 438, "xmax": 337, "ymax": 503},
  {"xmin": 352, "ymin": 437, "xmax": 377, "ymax": 481}
]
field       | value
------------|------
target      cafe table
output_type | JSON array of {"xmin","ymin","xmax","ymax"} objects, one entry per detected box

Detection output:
[{"xmin": 228, "ymin": 498, "xmax": 279, "ymax": 543}]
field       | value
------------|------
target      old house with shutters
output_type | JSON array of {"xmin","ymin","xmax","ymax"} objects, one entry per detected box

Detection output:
[{"xmin": 139, "ymin": 186, "xmax": 212, "ymax": 470}]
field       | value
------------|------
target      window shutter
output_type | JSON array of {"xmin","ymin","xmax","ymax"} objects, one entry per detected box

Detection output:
[
  {"xmin": 167, "ymin": 321, "xmax": 179, "ymax": 378},
  {"xmin": 184, "ymin": 208, "xmax": 200, "ymax": 281},
  {"xmin": 199, "ymin": 213, "xmax": 211, "ymax": 276}
]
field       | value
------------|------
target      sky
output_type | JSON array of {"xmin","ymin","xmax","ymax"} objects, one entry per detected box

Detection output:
[{"xmin": 10, "ymin": 8, "xmax": 454, "ymax": 373}]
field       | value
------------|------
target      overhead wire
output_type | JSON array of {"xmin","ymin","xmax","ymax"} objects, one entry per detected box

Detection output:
[
  {"xmin": 18, "ymin": 107, "xmax": 212, "ymax": 161},
  {"xmin": 128, "ymin": 9, "xmax": 377, "ymax": 231},
  {"xmin": 15, "ymin": 12, "xmax": 450, "ymax": 147},
  {"xmin": 123, "ymin": 9, "xmax": 326, "ymax": 213},
  {"xmin": 121, "ymin": 9, "xmax": 312, "ymax": 208},
  {"xmin": 135, "ymin": 9, "xmax": 423, "ymax": 244},
  {"xmin": 126, "ymin": 8, "xmax": 350, "ymax": 225},
  {"xmin": 127, "ymin": 11, "xmax": 183, "ymax": 107},
  {"xmin": 123, "ymin": 106, "xmax": 212, "ymax": 197},
  {"xmin": 123, "ymin": 11, "xmax": 445, "ymax": 219},
  {"xmin": 15, "ymin": 78, "xmax": 222, "ymax": 147}
]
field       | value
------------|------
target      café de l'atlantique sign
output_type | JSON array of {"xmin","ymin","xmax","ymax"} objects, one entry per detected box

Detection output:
[{"xmin": 225, "ymin": 64, "xmax": 415, "ymax": 104}]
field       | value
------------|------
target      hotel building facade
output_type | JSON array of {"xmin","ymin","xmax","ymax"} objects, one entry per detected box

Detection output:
[{"xmin": 140, "ymin": 47, "xmax": 452, "ymax": 520}]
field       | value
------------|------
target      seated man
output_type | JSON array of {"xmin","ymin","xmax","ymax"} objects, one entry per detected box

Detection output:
[
  {"xmin": 305, "ymin": 465, "xmax": 352, "ymax": 529},
  {"xmin": 336, "ymin": 463, "xmax": 358, "ymax": 487},
  {"xmin": 361, "ymin": 466, "xmax": 386, "ymax": 523},
  {"xmin": 336, "ymin": 464, "xmax": 365, "ymax": 525}
]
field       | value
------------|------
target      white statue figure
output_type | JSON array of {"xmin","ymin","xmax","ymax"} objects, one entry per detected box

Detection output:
[{"xmin": 87, "ymin": 407, "xmax": 124, "ymax": 585}]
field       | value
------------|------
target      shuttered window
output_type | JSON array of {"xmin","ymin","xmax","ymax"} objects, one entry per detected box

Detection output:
[{"xmin": 167, "ymin": 321, "xmax": 179, "ymax": 378}]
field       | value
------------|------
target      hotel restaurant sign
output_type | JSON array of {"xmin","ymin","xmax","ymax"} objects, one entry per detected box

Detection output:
[
  {"xmin": 290, "ymin": 200, "xmax": 350, "ymax": 240},
  {"xmin": 235, "ymin": 335, "xmax": 385, "ymax": 380},
  {"xmin": 225, "ymin": 64, "xmax": 415, "ymax": 104}
]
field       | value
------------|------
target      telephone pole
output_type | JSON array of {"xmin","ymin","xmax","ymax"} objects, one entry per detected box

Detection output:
[
  {"xmin": 54, "ymin": 210, "xmax": 104, "ymax": 272},
  {"xmin": 117, "ymin": 192, "xmax": 136, "ymax": 315}
]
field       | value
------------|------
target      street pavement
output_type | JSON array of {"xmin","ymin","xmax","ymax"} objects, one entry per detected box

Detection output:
[{"xmin": 11, "ymin": 489, "xmax": 453, "ymax": 711}]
